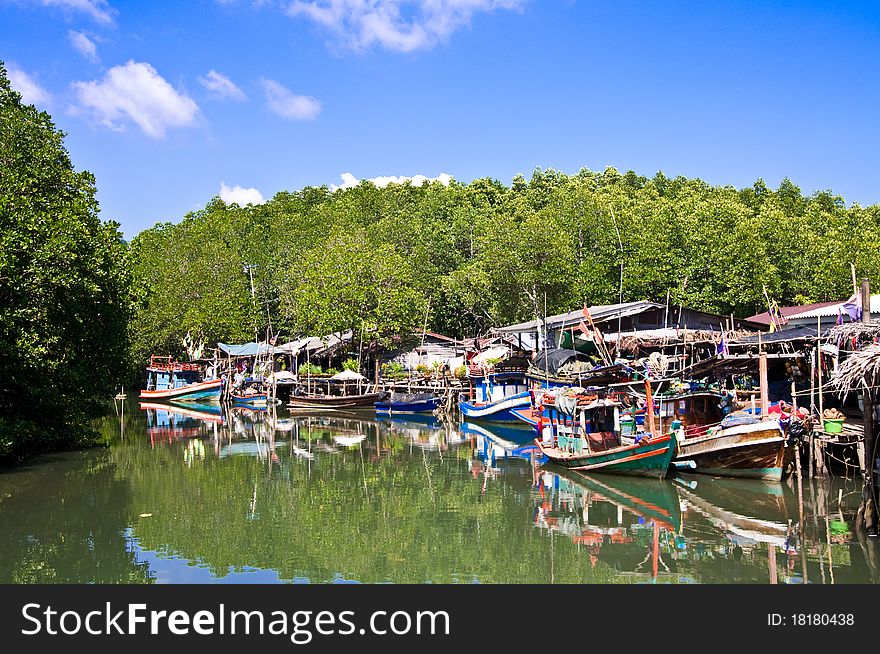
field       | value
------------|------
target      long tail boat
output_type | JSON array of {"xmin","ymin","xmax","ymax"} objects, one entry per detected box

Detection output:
[
  {"xmin": 375, "ymin": 392, "xmax": 441, "ymax": 415},
  {"xmin": 288, "ymin": 392, "xmax": 383, "ymax": 410},
  {"xmin": 533, "ymin": 387, "xmax": 676, "ymax": 478}
]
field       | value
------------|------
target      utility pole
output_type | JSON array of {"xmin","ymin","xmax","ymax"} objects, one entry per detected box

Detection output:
[{"xmin": 243, "ymin": 264, "xmax": 258, "ymax": 342}]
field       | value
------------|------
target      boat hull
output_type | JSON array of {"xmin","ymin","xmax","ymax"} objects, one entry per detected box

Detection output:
[
  {"xmin": 673, "ymin": 421, "xmax": 789, "ymax": 481},
  {"xmin": 231, "ymin": 393, "xmax": 269, "ymax": 406},
  {"xmin": 375, "ymin": 397, "xmax": 441, "ymax": 415},
  {"xmin": 139, "ymin": 378, "xmax": 222, "ymax": 402},
  {"xmin": 459, "ymin": 391, "xmax": 531, "ymax": 422},
  {"xmin": 288, "ymin": 392, "xmax": 383, "ymax": 409},
  {"xmin": 537, "ymin": 432, "xmax": 677, "ymax": 479}
]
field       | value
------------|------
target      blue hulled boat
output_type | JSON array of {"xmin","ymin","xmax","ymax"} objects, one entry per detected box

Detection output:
[
  {"xmin": 375, "ymin": 392, "xmax": 441, "ymax": 415},
  {"xmin": 458, "ymin": 369, "xmax": 530, "ymax": 422}
]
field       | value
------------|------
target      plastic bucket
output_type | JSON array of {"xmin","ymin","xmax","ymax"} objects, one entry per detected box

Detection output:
[{"xmin": 823, "ymin": 418, "xmax": 844, "ymax": 433}]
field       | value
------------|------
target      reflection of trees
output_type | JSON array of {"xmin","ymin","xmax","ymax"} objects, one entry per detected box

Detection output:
[
  {"xmin": 0, "ymin": 450, "xmax": 153, "ymax": 583},
  {"xmin": 109, "ymin": 423, "xmax": 619, "ymax": 583}
]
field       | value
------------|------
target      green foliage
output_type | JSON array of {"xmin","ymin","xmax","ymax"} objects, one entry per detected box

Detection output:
[
  {"xmin": 0, "ymin": 62, "xmax": 132, "ymax": 458},
  {"xmin": 342, "ymin": 358, "xmax": 360, "ymax": 372},
  {"xmin": 298, "ymin": 362, "xmax": 322, "ymax": 375},
  {"xmin": 126, "ymin": 148, "xmax": 880, "ymax": 367},
  {"xmin": 381, "ymin": 361, "xmax": 405, "ymax": 375}
]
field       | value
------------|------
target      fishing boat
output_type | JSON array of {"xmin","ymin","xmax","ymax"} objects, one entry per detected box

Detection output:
[
  {"xmin": 374, "ymin": 392, "xmax": 441, "ymax": 415},
  {"xmin": 231, "ymin": 391, "xmax": 270, "ymax": 407},
  {"xmin": 459, "ymin": 367, "xmax": 530, "ymax": 421},
  {"xmin": 624, "ymin": 387, "xmax": 792, "ymax": 481},
  {"xmin": 139, "ymin": 355, "xmax": 222, "ymax": 402},
  {"xmin": 673, "ymin": 419, "xmax": 790, "ymax": 481},
  {"xmin": 288, "ymin": 392, "xmax": 383, "ymax": 410},
  {"xmin": 533, "ymin": 388, "xmax": 676, "ymax": 478}
]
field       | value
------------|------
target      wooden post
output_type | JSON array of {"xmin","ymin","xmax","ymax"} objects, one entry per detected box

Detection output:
[
  {"xmin": 758, "ymin": 351, "xmax": 769, "ymax": 418},
  {"xmin": 645, "ymin": 378, "xmax": 657, "ymax": 436},
  {"xmin": 768, "ymin": 543, "xmax": 777, "ymax": 584},
  {"xmin": 861, "ymin": 278, "xmax": 874, "ymax": 482}
]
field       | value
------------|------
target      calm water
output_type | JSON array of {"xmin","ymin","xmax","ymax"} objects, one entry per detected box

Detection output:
[{"xmin": 1, "ymin": 399, "xmax": 878, "ymax": 584}]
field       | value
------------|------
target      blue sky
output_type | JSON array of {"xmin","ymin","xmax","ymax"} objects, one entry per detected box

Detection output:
[{"xmin": 3, "ymin": 0, "xmax": 879, "ymax": 238}]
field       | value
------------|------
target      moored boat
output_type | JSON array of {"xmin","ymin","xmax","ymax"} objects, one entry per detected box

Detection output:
[
  {"xmin": 459, "ymin": 359, "xmax": 531, "ymax": 422},
  {"xmin": 231, "ymin": 391, "xmax": 270, "ymax": 406},
  {"xmin": 673, "ymin": 418, "xmax": 790, "ymax": 481},
  {"xmin": 375, "ymin": 392, "xmax": 441, "ymax": 415},
  {"xmin": 139, "ymin": 355, "xmax": 222, "ymax": 402},
  {"xmin": 533, "ymin": 388, "xmax": 676, "ymax": 478},
  {"xmin": 288, "ymin": 392, "xmax": 383, "ymax": 410}
]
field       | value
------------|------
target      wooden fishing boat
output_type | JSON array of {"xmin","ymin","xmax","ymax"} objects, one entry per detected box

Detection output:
[
  {"xmin": 231, "ymin": 391, "xmax": 270, "ymax": 406},
  {"xmin": 288, "ymin": 392, "xmax": 383, "ymax": 410},
  {"xmin": 375, "ymin": 392, "xmax": 441, "ymax": 415},
  {"xmin": 139, "ymin": 355, "xmax": 222, "ymax": 402},
  {"xmin": 673, "ymin": 419, "xmax": 791, "ymax": 481},
  {"xmin": 533, "ymin": 389, "xmax": 676, "ymax": 478},
  {"xmin": 459, "ymin": 368, "xmax": 530, "ymax": 421}
]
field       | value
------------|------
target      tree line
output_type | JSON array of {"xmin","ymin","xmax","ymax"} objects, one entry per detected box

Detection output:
[
  {"xmin": 129, "ymin": 163, "xmax": 880, "ymax": 370},
  {"xmin": 5, "ymin": 56, "xmax": 880, "ymax": 457}
]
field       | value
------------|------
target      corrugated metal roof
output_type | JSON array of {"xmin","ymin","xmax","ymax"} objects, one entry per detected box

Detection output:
[
  {"xmin": 495, "ymin": 301, "xmax": 664, "ymax": 334},
  {"xmin": 787, "ymin": 294, "xmax": 880, "ymax": 320}
]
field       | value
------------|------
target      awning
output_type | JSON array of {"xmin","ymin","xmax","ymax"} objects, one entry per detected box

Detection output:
[{"xmin": 217, "ymin": 342, "xmax": 279, "ymax": 357}]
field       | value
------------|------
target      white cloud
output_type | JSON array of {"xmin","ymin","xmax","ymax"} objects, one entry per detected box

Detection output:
[
  {"xmin": 332, "ymin": 171, "xmax": 452, "ymax": 190},
  {"xmin": 260, "ymin": 78, "xmax": 321, "ymax": 120},
  {"xmin": 40, "ymin": 0, "xmax": 115, "ymax": 25},
  {"xmin": 7, "ymin": 64, "xmax": 52, "ymax": 106},
  {"xmin": 219, "ymin": 182, "xmax": 265, "ymax": 205},
  {"xmin": 286, "ymin": 0, "xmax": 524, "ymax": 52},
  {"xmin": 71, "ymin": 61, "xmax": 201, "ymax": 139},
  {"xmin": 68, "ymin": 30, "xmax": 99, "ymax": 63},
  {"xmin": 198, "ymin": 70, "xmax": 247, "ymax": 101}
]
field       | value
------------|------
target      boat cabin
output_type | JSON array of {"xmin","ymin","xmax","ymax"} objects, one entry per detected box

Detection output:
[
  {"xmin": 540, "ymin": 395, "xmax": 624, "ymax": 453},
  {"xmin": 145, "ymin": 355, "xmax": 201, "ymax": 392},
  {"xmin": 469, "ymin": 371, "xmax": 528, "ymax": 405}
]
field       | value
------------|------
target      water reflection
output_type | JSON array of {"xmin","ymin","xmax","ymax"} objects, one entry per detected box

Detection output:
[{"xmin": 0, "ymin": 399, "xmax": 877, "ymax": 584}]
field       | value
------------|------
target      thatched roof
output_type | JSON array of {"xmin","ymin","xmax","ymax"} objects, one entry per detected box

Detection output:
[{"xmin": 829, "ymin": 343, "xmax": 880, "ymax": 396}]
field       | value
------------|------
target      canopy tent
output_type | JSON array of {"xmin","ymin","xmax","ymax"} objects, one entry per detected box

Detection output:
[
  {"xmin": 217, "ymin": 342, "xmax": 280, "ymax": 357},
  {"xmin": 472, "ymin": 346, "xmax": 510, "ymax": 364},
  {"xmin": 272, "ymin": 331, "xmax": 354, "ymax": 357},
  {"xmin": 330, "ymin": 369, "xmax": 366, "ymax": 381}
]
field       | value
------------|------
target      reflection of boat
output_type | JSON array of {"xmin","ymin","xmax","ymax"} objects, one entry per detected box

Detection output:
[
  {"xmin": 288, "ymin": 392, "xmax": 383, "ymax": 409},
  {"xmin": 169, "ymin": 400, "xmax": 224, "ymax": 418},
  {"xmin": 461, "ymin": 421, "xmax": 539, "ymax": 465},
  {"xmin": 535, "ymin": 466, "xmax": 679, "ymax": 580},
  {"xmin": 673, "ymin": 476, "xmax": 794, "ymax": 546},
  {"xmin": 674, "ymin": 420, "xmax": 790, "ymax": 481},
  {"xmin": 140, "ymin": 402, "xmax": 221, "ymax": 445},
  {"xmin": 140, "ymin": 402, "xmax": 224, "ymax": 424},
  {"xmin": 139, "ymin": 355, "xmax": 222, "ymax": 402},
  {"xmin": 375, "ymin": 392, "xmax": 441, "ymax": 415},
  {"xmin": 551, "ymin": 467, "xmax": 682, "ymax": 532}
]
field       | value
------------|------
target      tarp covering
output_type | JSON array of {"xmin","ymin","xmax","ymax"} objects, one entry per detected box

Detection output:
[
  {"xmin": 217, "ymin": 342, "xmax": 279, "ymax": 357},
  {"xmin": 530, "ymin": 348, "xmax": 593, "ymax": 375}
]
